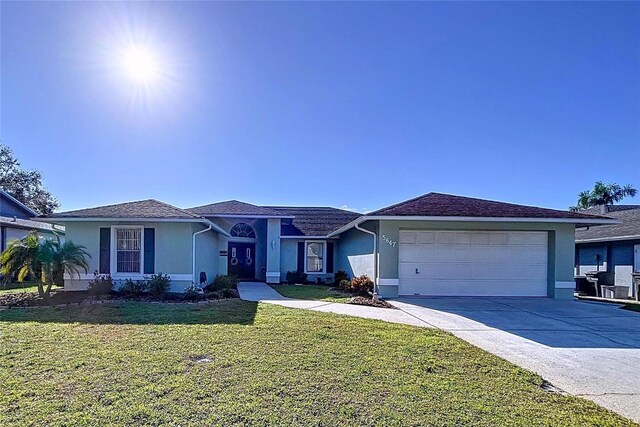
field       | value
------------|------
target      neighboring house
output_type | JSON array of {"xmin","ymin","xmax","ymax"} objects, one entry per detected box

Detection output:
[
  {"xmin": 36, "ymin": 192, "xmax": 613, "ymax": 299},
  {"xmin": 575, "ymin": 205, "xmax": 640, "ymax": 297},
  {"xmin": 0, "ymin": 188, "xmax": 63, "ymax": 253}
]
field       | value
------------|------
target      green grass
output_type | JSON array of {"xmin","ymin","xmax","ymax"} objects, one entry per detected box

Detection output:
[
  {"xmin": 0, "ymin": 301, "xmax": 634, "ymax": 427},
  {"xmin": 623, "ymin": 303, "xmax": 640, "ymax": 312},
  {"xmin": 0, "ymin": 281, "xmax": 41, "ymax": 294},
  {"xmin": 271, "ymin": 284, "xmax": 351, "ymax": 303}
]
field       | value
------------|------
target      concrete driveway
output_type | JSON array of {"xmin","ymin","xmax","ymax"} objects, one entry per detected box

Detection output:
[{"xmin": 392, "ymin": 297, "xmax": 640, "ymax": 423}]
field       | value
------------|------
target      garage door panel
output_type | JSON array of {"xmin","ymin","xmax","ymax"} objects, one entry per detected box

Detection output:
[{"xmin": 398, "ymin": 230, "xmax": 548, "ymax": 296}]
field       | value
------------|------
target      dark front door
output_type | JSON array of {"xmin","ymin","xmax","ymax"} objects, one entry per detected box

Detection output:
[{"xmin": 228, "ymin": 242, "xmax": 256, "ymax": 279}]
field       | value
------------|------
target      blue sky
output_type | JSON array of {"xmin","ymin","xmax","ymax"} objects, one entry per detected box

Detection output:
[{"xmin": 2, "ymin": 1, "xmax": 638, "ymax": 212}]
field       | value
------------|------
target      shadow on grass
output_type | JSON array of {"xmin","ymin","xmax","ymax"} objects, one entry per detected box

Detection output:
[{"xmin": 0, "ymin": 299, "xmax": 258, "ymax": 326}]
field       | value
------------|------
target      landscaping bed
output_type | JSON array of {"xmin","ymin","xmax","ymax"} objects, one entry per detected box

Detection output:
[
  {"xmin": 0, "ymin": 289, "xmax": 239, "ymax": 309},
  {"xmin": 0, "ymin": 300, "xmax": 633, "ymax": 426}
]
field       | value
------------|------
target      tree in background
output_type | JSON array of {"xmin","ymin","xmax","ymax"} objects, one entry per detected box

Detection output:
[
  {"xmin": 0, "ymin": 143, "xmax": 59, "ymax": 215},
  {"xmin": 570, "ymin": 181, "xmax": 637, "ymax": 211}
]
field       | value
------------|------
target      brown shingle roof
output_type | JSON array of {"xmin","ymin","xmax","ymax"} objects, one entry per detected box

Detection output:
[
  {"xmin": 187, "ymin": 200, "xmax": 287, "ymax": 217},
  {"xmin": 44, "ymin": 199, "xmax": 203, "ymax": 220},
  {"xmin": 367, "ymin": 192, "xmax": 611, "ymax": 220}
]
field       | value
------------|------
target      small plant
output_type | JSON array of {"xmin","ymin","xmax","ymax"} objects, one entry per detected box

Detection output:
[
  {"xmin": 147, "ymin": 273, "xmax": 171, "ymax": 296},
  {"xmin": 183, "ymin": 283, "xmax": 204, "ymax": 301},
  {"xmin": 315, "ymin": 277, "xmax": 325, "ymax": 285},
  {"xmin": 349, "ymin": 275, "xmax": 374, "ymax": 297},
  {"xmin": 334, "ymin": 270, "xmax": 349, "ymax": 285},
  {"xmin": 285, "ymin": 271, "xmax": 308, "ymax": 284},
  {"xmin": 87, "ymin": 272, "xmax": 114, "ymax": 295},
  {"xmin": 119, "ymin": 278, "xmax": 148, "ymax": 297},
  {"xmin": 204, "ymin": 274, "xmax": 239, "ymax": 292},
  {"xmin": 337, "ymin": 279, "xmax": 351, "ymax": 291}
]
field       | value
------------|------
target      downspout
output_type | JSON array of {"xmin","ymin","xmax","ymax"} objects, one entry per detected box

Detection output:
[
  {"xmin": 192, "ymin": 224, "xmax": 212, "ymax": 284},
  {"xmin": 355, "ymin": 223, "xmax": 379, "ymax": 301}
]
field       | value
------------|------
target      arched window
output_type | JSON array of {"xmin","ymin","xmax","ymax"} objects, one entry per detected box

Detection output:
[{"xmin": 230, "ymin": 222, "xmax": 256, "ymax": 238}]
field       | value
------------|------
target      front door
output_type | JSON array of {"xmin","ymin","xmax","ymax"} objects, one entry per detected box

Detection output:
[{"xmin": 228, "ymin": 242, "xmax": 256, "ymax": 279}]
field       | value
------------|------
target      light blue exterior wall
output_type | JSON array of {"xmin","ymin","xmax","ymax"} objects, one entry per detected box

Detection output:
[
  {"xmin": 280, "ymin": 239, "xmax": 297, "ymax": 281},
  {"xmin": 336, "ymin": 224, "xmax": 375, "ymax": 279},
  {"xmin": 266, "ymin": 218, "xmax": 281, "ymax": 283},
  {"xmin": 60, "ymin": 220, "xmax": 219, "ymax": 292}
]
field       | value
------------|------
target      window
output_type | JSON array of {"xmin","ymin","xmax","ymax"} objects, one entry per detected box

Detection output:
[
  {"xmin": 115, "ymin": 228, "xmax": 142, "ymax": 273},
  {"xmin": 230, "ymin": 222, "xmax": 256, "ymax": 238},
  {"xmin": 305, "ymin": 241, "xmax": 324, "ymax": 273}
]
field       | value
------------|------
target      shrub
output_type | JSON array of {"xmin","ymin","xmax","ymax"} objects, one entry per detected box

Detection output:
[
  {"xmin": 87, "ymin": 273, "xmax": 114, "ymax": 295},
  {"xmin": 337, "ymin": 279, "xmax": 351, "ymax": 291},
  {"xmin": 349, "ymin": 275, "xmax": 374, "ymax": 297},
  {"xmin": 333, "ymin": 270, "xmax": 349, "ymax": 285},
  {"xmin": 285, "ymin": 271, "xmax": 308, "ymax": 284},
  {"xmin": 220, "ymin": 288, "xmax": 239, "ymax": 299},
  {"xmin": 183, "ymin": 283, "xmax": 204, "ymax": 301},
  {"xmin": 315, "ymin": 277, "xmax": 324, "ymax": 285},
  {"xmin": 147, "ymin": 273, "xmax": 171, "ymax": 296},
  {"xmin": 204, "ymin": 274, "xmax": 239, "ymax": 292},
  {"xmin": 119, "ymin": 278, "xmax": 148, "ymax": 297}
]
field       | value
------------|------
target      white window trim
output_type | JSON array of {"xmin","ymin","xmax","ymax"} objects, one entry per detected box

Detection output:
[
  {"xmin": 110, "ymin": 225, "xmax": 144, "ymax": 278},
  {"xmin": 304, "ymin": 240, "xmax": 326, "ymax": 274}
]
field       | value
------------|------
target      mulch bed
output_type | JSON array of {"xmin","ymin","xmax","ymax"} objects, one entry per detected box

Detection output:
[
  {"xmin": 0, "ymin": 289, "xmax": 240, "ymax": 309},
  {"xmin": 348, "ymin": 296, "xmax": 396, "ymax": 309}
]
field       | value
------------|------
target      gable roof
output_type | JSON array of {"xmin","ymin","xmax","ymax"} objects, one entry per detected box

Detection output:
[
  {"xmin": 266, "ymin": 206, "xmax": 360, "ymax": 237},
  {"xmin": 42, "ymin": 199, "xmax": 204, "ymax": 220},
  {"xmin": 0, "ymin": 188, "xmax": 38, "ymax": 217},
  {"xmin": 186, "ymin": 200, "xmax": 290, "ymax": 217},
  {"xmin": 575, "ymin": 205, "xmax": 640, "ymax": 243},
  {"xmin": 367, "ymin": 192, "xmax": 611, "ymax": 221}
]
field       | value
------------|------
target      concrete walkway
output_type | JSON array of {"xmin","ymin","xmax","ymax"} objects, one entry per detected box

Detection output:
[
  {"xmin": 237, "ymin": 282, "xmax": 433, "ymax": 327},
  {"xmin": 238, "ymin": 282, "xmax": 640, "ymax": 423}
]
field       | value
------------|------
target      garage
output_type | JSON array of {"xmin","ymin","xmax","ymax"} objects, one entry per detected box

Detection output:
[{"xmin": 398, "ymin": 230, "xmax": 548, "ymax": 296}]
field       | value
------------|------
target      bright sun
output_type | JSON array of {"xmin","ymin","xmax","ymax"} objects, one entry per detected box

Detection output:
[{"xmin": 121, "ymin": 45, "xmax": 160, "ymax": 85}]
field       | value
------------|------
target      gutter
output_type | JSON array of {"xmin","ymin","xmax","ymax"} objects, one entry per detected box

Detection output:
[
  {"xmin": 354, "ymin": 223, "xmax": 379, "ymax": 301},
  {"xmin": 192, "ymin": 224, "xmax": 212, "ymax": 284}
]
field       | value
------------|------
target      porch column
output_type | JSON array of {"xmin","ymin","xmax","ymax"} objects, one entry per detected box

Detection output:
[{"xmin": 266, "ymin": 218, "xmax": 281, "ymax": 283}]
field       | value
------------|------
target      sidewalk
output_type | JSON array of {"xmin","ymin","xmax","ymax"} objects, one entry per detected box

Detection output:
[{"xmin": 237, "ymin": 282, "xmax": 433, "ymax": 328}]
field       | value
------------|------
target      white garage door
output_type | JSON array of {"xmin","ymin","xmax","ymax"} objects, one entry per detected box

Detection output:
[{"xmin": 398, "ymin": 230, "xmax": 548, "ymax": 296}]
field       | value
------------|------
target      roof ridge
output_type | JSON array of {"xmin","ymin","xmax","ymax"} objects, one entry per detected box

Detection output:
[
  {"xmin": 367, "ymin": 192, "xmax": 435, "ymax": 215},
  {"xmin": 149, "ymin": 199, "xmax": 203, "ymax": 219}
]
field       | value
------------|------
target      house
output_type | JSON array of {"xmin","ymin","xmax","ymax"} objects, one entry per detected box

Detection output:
[
  {"xmin": 0, "ymin": 188, "xmax": 63, "ymax": 253},
  {"xmin": 36, "ymin": 192, "xmax": 613, "ymax": 299},
  {"xmin": 575, "ymin": 205, "xmax": 640, "ymax": 297}
]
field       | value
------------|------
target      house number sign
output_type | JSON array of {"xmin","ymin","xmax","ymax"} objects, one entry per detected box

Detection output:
[{"xmin": 382, "ymin": 234, "xmax": 397, "ymax": 247}]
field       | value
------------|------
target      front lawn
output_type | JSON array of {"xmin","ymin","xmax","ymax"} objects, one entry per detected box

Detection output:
[
  {"xmin": 0, "ymin": 301, "xmax": 634, "ymax": 426},
  {"xmin": 271, "ymin": 284, "xmax": 351, "ymax": 303},
  {"xmin": 623, "ymin": 303, "xmax": 640, "ymax": 312}
]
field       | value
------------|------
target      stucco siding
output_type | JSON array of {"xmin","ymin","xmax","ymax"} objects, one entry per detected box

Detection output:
[
  {"xmin": 336, "ymin": 223, "xmax": 375, "ymax": 280},
  {"xmin": 61, "ymin": 221, "xmax": 217, "ymax": 292},
  {"xmin": 193, "ymin": 223, "xmax": 220, "ymax": 287}
]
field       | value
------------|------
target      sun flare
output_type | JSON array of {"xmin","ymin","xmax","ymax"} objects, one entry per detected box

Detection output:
[{"xmin": 121, "ymin": 45, "xmax": 160, "ymax": 85}]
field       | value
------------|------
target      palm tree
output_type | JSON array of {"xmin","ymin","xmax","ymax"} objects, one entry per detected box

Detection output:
[
  {"xmin": 41, "ymin": 236, "xmax": 90, "ymax": 290},
  {"xmin": 570, "ymin": 181, "xmax": 637, "ymax": 211},
  {"xmin": 0, "ymin": 232, "xmax": 90, "ymax": 299},
  {"xmin": 0, "ymin": 233, "xmax": 42, "ymax": 288}
]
